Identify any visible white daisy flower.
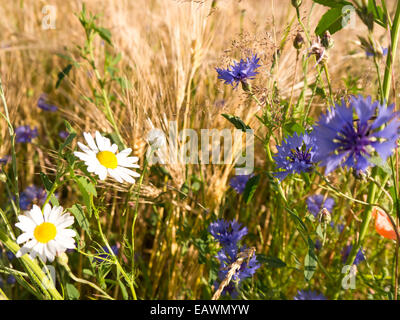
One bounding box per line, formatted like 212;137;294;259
74;131;140;184
15;204;76;263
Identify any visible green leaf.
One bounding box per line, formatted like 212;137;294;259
40;172;53;191
59;133;76;155
367;0;386;27
82;268;93;277
316;224;324;239
256;254;286;268
64;120;76;134
39;173;59;207
66;283;80;300
313;0;351;8
243;175;260;204
56;64;73;89
315;7;346;36
94;26;112;46
221;114;251;132
118;280;129;300
304;245;317;281
68;204;92;239
304;249;318;281
283;121;305;136
368;156;391;175
74;176;97;217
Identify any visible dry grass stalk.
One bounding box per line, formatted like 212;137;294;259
211;246;256;300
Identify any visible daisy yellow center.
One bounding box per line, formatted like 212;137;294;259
96;151;118;169
34;222;57;243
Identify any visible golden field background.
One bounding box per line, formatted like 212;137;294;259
0;0;398;299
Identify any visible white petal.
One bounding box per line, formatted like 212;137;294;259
43;204;52;221
118;166;141;178
47;240;58;256
108;168;123;183
110;144;118;153
17;232;33;244
43;245;55;262
119;148;132;157
56;216;74;229
36;243;47;262
74;151;95;162
15;216;36;232
28;205;44;225
77;142;92;154
48;206;63;224
84;132;99;152
16;240;37;258
116;155;140;167
58;228;76;238
115;168;136;184
97;166;108;180
95;131;106;151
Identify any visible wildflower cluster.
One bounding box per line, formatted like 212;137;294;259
216;54;261;89
273;95;400;179
209;219;260;297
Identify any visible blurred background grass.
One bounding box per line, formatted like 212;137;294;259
0;0;398;299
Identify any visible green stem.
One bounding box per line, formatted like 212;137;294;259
382;0;400;102
93;206;136;299
59;256;114;300
322;62;334;106
87;32;126;150
0;230;63;300
0;77;19;214
131;149;152;290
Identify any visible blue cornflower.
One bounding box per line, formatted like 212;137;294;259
330;222;345;233
215;246;260;297
95;245;119;263
59;131;69;140
342;245;365;265
15;126;38;143
337;223;345;233
216;54;261;88
273;132;318;181
208;219;248;248
366;47;388;58
294;290;327;300
313;95;400;175
315;239;322;251
209;219;259;297
0;156;9;172
0;156;9;165
37;94;58;112
19;186;47;210
6;275;16;285
6;251;15;261
306;194;335;217
229;174;252;194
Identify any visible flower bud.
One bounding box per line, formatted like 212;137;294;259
293;33;304;50
317;208;331;224
291;0;302;8
241;81;251;93
321;31;334;49
57;252;69;265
